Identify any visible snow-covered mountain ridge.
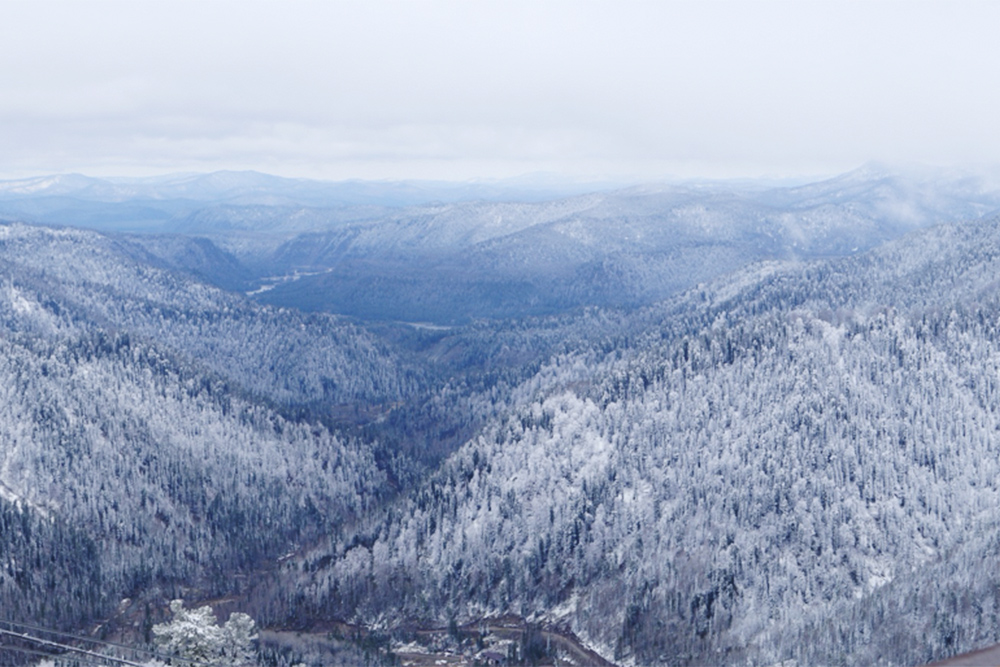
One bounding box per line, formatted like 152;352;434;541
5;170;1000;665
278;215;1000;666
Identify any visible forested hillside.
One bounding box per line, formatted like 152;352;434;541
281;216;1000;666
0;222;404;632
0;222;421;409
5;172;1000;667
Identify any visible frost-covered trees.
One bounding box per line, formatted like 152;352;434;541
152;600;257;666
291;216;1000;666
12;209;1000;667
0;222;423;409
0;223;398;629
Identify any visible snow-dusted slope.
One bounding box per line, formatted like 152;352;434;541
8;170;1000;665
0;222;421;408
287;216;1000;666
0;244;392;629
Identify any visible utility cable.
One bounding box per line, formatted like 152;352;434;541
0;643;111;667
0;627;148;667
0;620;205;667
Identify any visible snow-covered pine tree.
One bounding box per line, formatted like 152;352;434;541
152;600;257;667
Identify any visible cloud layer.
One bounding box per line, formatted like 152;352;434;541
3;1;999;181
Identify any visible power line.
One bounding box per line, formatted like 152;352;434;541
0;645;58;660
0;628;147;667
0;621;148;657
0;643;111;667
0;620;205;667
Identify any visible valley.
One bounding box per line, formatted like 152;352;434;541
3;167;1000;666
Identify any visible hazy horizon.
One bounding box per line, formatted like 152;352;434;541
0;160;987;192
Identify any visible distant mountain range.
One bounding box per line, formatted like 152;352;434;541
0;171;618;229
6;165;1000;324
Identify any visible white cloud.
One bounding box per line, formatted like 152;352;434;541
2;1;1000;181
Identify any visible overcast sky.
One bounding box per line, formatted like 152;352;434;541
2;1;999;183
